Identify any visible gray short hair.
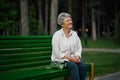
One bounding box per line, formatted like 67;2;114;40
57;12;71;25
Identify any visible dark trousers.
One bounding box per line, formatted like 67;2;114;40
65;61;86;80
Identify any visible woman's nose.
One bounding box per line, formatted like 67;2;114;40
69;21;72;24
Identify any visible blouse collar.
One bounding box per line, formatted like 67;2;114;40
61;28;73;37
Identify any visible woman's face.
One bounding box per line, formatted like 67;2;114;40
62;17;73;29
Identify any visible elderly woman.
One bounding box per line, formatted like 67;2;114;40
51;12;86;80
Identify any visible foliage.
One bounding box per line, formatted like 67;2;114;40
114;12;120;41
29;4;38;35
29;1;45;35
0;0;120;36
0;0;18;35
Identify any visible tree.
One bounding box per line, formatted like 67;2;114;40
91;8;97;41
38;0;44;35
20;0;29;36
88;0;100;41
82;0;85;37
50;0;58;35
44;0;48;35
68;0;72;14
0;0;18;35
114;12;120;41
96;0;103;38
114;0;120;41
97;10;100;38
29;2;38;35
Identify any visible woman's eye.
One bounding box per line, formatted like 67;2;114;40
67;20;69;22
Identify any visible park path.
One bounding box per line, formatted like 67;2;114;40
95;72;120;80
83;48;120;53
83;48;120;80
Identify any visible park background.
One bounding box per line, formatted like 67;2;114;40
0;0;120;79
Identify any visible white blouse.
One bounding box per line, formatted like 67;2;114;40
51;28;82;62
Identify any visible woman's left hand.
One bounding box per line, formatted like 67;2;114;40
75;56;80;62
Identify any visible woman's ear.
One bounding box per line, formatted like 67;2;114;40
61;24;63;27
61;23;64;27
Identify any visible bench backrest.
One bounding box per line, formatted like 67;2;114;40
0;36;52;72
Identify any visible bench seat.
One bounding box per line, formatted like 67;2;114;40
0;64;91;80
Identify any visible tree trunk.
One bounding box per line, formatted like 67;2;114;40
97;13;100;38
82;0;85;37
38;0;44;35
91;8;97;41
68;0;72;14
20;0;29;36
45;0;48;35
97;4;101;38
50;0;58;35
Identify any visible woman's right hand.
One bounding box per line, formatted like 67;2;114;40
63;56;80;63
70;57;80;63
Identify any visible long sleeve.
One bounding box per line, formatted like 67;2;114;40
51;34;66;61
74;34;82;58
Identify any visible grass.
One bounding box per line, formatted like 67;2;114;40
81;37;120;48
82;51;120;77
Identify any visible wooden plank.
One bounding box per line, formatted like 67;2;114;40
0;36;52;40
0;43;52;49
0;56;50;65
0;60;51;71
0;47;52;54
0;51;51;60
0;39;51;44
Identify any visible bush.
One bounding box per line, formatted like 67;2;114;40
114;12;120;42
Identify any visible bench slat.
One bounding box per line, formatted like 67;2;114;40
0;56;50;65
0;47;52;54
0;36;52;40
0;39;51;44
0;43;51;49
0;60;51;71
0;51;51;60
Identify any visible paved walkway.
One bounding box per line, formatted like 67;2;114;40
83;48;120;53
95;72;120;80
83;48;120;80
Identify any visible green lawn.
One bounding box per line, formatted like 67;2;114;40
82;52;120;77
81;37;120;48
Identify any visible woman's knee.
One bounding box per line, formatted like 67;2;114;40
79;61;86;70
66;61;78;70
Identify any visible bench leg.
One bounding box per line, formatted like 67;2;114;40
64;76;71;80
89;63;94;80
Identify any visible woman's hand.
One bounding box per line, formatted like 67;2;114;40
63;55;80;63
70;57;80;63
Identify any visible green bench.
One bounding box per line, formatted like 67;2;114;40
0;36;94;80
